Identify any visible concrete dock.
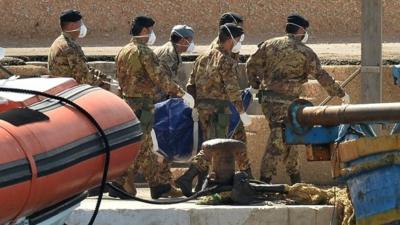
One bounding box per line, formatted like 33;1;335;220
66;196;336;225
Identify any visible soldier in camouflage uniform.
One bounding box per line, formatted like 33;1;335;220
246;14;348;184
128;25;194;197
154;25;195;102
207;12;252;178
48;9;110;89
113;16;194;199
210;12;252;175
209;12;244;50
176;23;252;197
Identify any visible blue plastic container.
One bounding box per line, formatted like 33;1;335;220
343;152;400;224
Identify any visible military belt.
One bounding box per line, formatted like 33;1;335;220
257;90;297;104
197;98;230;110
124;97;154;132
124;96;154;110
197;98;231;138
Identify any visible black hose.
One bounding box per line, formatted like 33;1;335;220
107;183;231;205
0;87;110;225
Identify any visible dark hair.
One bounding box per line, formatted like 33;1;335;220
130;24;144;36
59;9;82;30
287;14;309;29
218;23;244;43
170;33;183;43
60;21;70;30
130;16;155;36
286;24;301;34
218;30;231;43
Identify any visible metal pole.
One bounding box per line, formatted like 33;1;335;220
319;68;361;106
296;103;400;126
361;0;382;104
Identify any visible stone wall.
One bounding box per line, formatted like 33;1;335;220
1;0;400;47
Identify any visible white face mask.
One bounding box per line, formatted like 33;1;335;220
301;31;309;43
223;25;244;54
65;22;87;38
0;47;5;60
240;34;245;42
147;31;156;45
186;41;195;53
173;30;195;53
79;23;87;38
232;41;242;54
287;22;309;43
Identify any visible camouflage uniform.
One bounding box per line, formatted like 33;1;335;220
48;32;110;89
210;37;240;61
209;37;251;171
187;44;250;172
139;41;183;187
153;41;182;102
115;38;184;191
246;34;345;180
209;37;219;51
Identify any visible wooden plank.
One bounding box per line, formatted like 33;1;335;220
337;134;400;163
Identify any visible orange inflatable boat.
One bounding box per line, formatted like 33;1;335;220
0;77;142;224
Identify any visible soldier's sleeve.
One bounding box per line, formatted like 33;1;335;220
219;56;244;112
186;59;199;98
88;67;112;90
66;46;111;89
65;48;93;84
246;44;265;89
157;52;176;80
307;51;345;98
140;47;184;96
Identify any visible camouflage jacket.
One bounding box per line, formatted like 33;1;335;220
210;37;240;61
115;38;184;101
153;41;182;102
187;44;243;112
154;41;182;83
48;32;110;88
246;34;345;98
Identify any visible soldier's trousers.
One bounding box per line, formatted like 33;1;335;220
116;107;172;194
260;101;300;179
191;107;251;172
127;133;172;187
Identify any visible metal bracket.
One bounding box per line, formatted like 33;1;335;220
361;66;381;73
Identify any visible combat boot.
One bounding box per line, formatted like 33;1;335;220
109;182;135;199
88;186;104;197
150;183;171;199
161;185;183;198
194;170;208;192
242;168;254;180
260;176;272;184
176;165;201;197
289;173;301;185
